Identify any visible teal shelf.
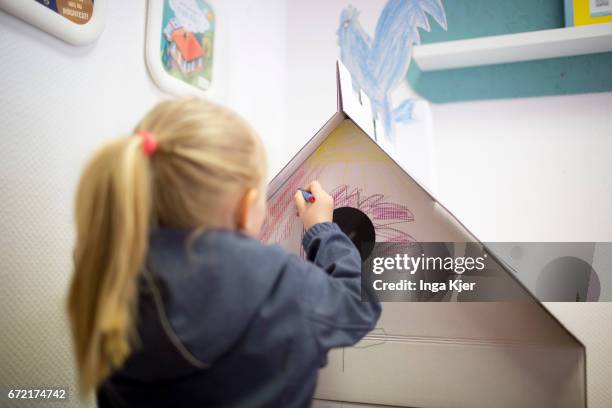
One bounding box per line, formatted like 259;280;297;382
422;0;565;42
407;1;612;103
408;52;612;103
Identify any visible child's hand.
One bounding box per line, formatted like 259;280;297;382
294;181;334;230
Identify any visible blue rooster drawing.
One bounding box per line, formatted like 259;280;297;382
337;0;447;140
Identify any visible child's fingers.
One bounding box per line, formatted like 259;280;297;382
307;180;324;198
294;191;306;215
307;180;332;204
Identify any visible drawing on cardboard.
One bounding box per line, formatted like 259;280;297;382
336;0;447;140
260;123;416;256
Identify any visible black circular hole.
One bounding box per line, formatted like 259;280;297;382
332;207;376;261
536;256;600;301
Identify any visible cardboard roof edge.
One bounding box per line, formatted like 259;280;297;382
267;61;426;198
265;60;586;353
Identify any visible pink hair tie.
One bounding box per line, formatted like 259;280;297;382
136;130;157;156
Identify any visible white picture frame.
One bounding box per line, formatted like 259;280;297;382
145;0;225;98
0;0;107;46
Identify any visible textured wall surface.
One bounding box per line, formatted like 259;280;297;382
0;1;290;406
0;2;162;406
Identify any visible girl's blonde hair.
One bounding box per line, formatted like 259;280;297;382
67;98;266;394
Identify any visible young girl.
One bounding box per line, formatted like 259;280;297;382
67;98;380;407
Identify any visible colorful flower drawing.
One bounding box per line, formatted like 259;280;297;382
331;184;414;243
160;0;215;91
260;166;323;245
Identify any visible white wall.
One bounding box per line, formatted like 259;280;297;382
226;0;288;177
0;2;161;407
433;93;612;242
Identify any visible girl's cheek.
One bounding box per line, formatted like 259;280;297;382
253;200;267;234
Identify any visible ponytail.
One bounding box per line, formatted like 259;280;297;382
68;136;152;394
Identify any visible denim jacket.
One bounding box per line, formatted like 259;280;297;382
97;222;381;407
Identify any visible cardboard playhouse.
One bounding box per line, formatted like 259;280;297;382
259;62;586;408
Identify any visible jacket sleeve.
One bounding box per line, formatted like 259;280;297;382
289;222;381;355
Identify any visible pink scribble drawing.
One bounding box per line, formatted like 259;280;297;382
331;184;415;244
259;166;324;243
260;174;416;255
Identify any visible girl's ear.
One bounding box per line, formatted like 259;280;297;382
236;188;258;232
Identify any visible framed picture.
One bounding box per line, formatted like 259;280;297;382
146;0;224;97
565;0;612;26
590;0;612;17
0;0;107;45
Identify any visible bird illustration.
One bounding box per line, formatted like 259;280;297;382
337;0;447;140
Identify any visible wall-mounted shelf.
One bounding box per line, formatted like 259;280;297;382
413;22;612;72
